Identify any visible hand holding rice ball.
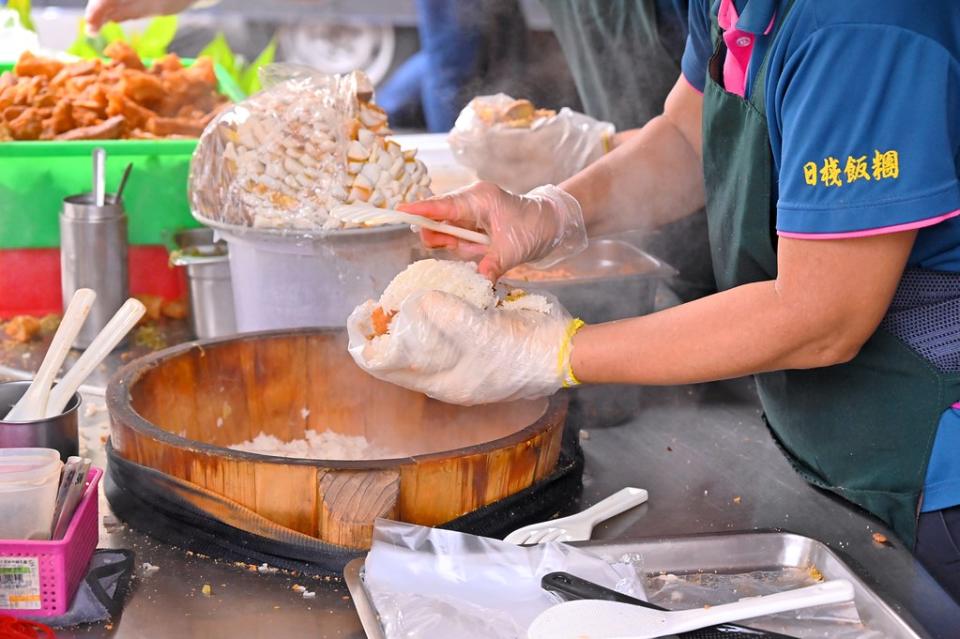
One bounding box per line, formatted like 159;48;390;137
347;259;583;405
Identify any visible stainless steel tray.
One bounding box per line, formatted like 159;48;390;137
344;531;924;639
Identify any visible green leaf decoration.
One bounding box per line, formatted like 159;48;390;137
239;37;276;95
8;0;35;32
198;32;237;78
135;15;178;59
66;19;100;58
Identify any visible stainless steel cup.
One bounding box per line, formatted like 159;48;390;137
172;229;236;339
60;193;129;349
0;381;81;461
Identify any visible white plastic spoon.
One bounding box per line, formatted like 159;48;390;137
45;298;146;417
504;487;648;544
4;288;96;421
329;203;491;245
527;579;856;639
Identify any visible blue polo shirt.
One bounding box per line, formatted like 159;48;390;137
682;0;960;512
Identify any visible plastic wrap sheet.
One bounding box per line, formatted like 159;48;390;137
448;94;615;194
189;65;431;233
364;519;645;639
644;568;885;639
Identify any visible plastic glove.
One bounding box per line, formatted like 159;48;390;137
402;181;587;282
347;290;584;406
448;94;614;194
84;0;201;34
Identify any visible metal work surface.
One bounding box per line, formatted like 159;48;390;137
343;531;925;639
2;331;958;638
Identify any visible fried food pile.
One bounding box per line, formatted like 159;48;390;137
0;43;228;141
472;97;555;129
190;69;432;231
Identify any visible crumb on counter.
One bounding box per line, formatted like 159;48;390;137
3;315;41;342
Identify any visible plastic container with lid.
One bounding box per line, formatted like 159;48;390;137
0;448;62;540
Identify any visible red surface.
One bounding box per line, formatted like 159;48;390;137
0;247;186;318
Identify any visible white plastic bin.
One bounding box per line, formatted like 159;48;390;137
0;448;62;540
209;222;416;332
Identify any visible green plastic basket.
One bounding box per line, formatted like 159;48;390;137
0;59;244;249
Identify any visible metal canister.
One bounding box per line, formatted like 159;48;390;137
172;229;236;339
60;193;128;349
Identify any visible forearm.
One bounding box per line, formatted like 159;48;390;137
560;79;705;236
570;281;861;386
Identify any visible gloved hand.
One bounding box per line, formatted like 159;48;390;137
402;181;587;281
84;0;200;34
347;290;584;405
448;94;615;194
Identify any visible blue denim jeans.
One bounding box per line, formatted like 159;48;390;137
377;0;483;131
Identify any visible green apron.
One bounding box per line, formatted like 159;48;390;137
701;0;960;545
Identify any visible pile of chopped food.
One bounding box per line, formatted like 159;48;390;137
363;259;553;339
189;69;432;231
229;430;397;460
471;96;556;129
0;43;228;141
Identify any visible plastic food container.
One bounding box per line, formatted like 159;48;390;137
0;60;244;252
207;221;416;331
0;449;62;541
0;467;102;617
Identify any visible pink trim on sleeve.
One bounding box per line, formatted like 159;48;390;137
953;401;960;409
778;209;960;240
682;72;704;95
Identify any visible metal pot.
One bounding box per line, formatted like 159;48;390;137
0;381;81;461
172;229;236;339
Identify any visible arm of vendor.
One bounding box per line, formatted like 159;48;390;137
569;1;960;385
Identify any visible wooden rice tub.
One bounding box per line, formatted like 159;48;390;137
107;328;566;549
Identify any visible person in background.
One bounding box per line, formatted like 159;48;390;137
377;1;483;132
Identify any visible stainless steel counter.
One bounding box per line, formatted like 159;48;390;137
3;328;958;638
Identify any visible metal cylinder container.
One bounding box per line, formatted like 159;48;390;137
172;229;236;339
0;381;81;461
60;193;128;349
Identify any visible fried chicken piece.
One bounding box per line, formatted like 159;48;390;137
50;59;102;89
146;115;206;137
106;91;155;130
103;41;145;70
4;316;42;343
151;54;183;75
0;71;15;91
55;115;125;141
161;299;188;320
47;100;74;136
14;52;64;80
7;107;43;140
2;105;25;122
135;294;164;323
121;70;165;106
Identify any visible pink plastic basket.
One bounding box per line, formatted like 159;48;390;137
0;467;101;617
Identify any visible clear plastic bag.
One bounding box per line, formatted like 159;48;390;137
188;66;431;232
363;519;646;639
448;94;615;194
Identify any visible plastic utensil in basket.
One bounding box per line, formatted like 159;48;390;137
0;468;101;617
